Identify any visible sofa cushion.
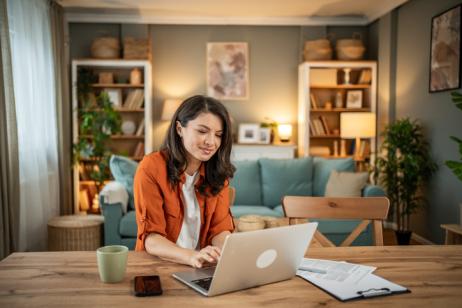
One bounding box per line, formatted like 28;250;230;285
312;157;354;196
230;160;262;206
109;155;139;211
119;211;137;237
260;157;313;208
325;171;369;197
231;205;281;218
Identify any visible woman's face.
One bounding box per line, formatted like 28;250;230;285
176;112;223;163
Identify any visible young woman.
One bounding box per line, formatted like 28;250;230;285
134;95;235;268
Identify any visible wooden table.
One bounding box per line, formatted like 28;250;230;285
441;224;462;244
1;246;461;307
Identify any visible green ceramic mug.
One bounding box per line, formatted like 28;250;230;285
96;245;128;283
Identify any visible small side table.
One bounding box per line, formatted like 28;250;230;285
441;224;462;245
48;215;104;251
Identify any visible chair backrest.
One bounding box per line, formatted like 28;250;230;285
229;187;236;207
282;196;390;247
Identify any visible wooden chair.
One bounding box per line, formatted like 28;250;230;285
282;196;390;247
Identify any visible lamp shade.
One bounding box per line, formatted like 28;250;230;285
278;124;292;142
161;99;182;121
340;112;376;139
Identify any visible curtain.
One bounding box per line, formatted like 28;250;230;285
50;1;72;215
7;0;60;251
0;0;20;259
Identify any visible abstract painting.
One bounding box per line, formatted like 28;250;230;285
430;5;461;92
207;42;249;100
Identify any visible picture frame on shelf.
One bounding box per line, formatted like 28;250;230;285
429;5;461;92
259;128;271;144
104;88;122;107
206;42;249;100
238;123;259;144
346;90;363;108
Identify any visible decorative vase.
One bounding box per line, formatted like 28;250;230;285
121;120;136;135
395;230;412;245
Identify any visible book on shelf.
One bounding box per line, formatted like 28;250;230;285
133;142;145;158
135;119;145;136
123;89;144;109
319;116;330;135
310;93;319;110
311;118;326;136
358;69;372;84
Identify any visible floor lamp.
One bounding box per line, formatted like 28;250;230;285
340;112;376;162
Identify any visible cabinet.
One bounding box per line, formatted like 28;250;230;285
72;59;152;214
231;144;296;161
298;61;377;162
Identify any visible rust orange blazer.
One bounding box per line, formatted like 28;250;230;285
133;151;235;251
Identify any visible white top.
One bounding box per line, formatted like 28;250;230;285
176;171;201;250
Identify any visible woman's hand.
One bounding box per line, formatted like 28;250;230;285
188;245;222;268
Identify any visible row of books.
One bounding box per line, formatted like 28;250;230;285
310;116;332;136
123;89;144;109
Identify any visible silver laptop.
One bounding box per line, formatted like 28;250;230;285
172;222;317;296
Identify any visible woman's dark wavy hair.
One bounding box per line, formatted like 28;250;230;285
161;95;235;196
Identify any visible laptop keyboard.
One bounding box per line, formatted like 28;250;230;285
191;277;213;291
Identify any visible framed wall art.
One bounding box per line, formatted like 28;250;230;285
207;42;249;100
429;5;461;92
346;90;363;109
238;123;259;144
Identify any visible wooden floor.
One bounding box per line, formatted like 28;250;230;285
383;228;422;245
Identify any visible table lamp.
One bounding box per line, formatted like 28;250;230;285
161;99;182;121
278;124;292;142
340;112;376;160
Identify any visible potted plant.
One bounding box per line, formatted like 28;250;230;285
73;68;122;193
375;118;437;245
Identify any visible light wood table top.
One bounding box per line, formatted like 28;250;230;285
1;245;461;307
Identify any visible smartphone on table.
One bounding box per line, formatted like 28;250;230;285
134;275;163;297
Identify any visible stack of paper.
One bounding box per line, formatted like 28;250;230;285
297;258;409;301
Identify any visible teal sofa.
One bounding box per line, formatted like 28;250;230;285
229;157;386;246
100;155;385;249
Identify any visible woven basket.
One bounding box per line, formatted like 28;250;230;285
123;37;150;59
91;37;120;59
336;35;365;60
48;215;103;251
303;39;333;61
237;215;265;232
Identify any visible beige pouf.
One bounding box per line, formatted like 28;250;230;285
237;215;266;232
48;215;104;251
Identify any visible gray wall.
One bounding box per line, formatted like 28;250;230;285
149;25;300;150
69;23;369;150
376;0;462;243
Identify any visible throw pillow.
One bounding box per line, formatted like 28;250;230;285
109;155;139;210
324;170;368;197
312;157;355;196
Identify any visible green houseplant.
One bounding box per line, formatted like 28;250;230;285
375;118;437;244
73;68;122;192
445;91;462;182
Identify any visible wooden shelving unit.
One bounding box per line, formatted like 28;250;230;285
298;61;377;160
72;59;153;214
